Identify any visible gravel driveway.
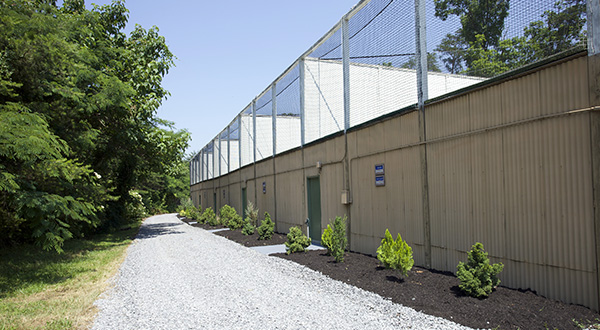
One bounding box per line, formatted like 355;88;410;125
92;214;472;330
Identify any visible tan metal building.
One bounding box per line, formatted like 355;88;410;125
192;51;600;311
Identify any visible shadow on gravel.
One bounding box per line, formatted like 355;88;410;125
136;222;185;240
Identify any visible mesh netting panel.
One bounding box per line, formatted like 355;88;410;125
240;105;254;167
229;119;240;171
275;64;301;153
348;0;418;126
426;0;587;96
305;27;344;143
213;137;221;177
219;130;229;176
256;89;274;161
205;141;214;180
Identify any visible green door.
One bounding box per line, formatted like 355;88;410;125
213;192;217;212
241;188;247;218
307;177;321;244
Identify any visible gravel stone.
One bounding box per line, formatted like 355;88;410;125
92;214;474;330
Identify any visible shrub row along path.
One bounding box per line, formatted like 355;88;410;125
92;214;471;329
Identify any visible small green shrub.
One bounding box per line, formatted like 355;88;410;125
330;216;348;263
376;229;414;277
321;224;333;255
241;217;255;235
201;207;217;226
456;242;504;298
186;206;201;221
228;213;243;229
178;198;194;213
285;226;311;254
257;212;275;240
220;205;243;229
244;202;259;227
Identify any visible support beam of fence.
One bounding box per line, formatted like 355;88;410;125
238;115;242;170
252;100;257;164
415;0;431;269
300;58;306;148
589;0;600;56
342;16;350;132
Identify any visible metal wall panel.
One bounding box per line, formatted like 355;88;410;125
274;170;304;231
502;72;541;124
539;57;590;115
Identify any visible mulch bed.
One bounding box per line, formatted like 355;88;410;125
178;216;287;247
274;250;599;330
213;228;287;247
177;216;599;329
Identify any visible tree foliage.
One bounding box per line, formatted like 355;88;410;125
0;0;189;252
433;0;586;77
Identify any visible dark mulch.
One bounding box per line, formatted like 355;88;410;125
178;216;287;247
273;250;599;330
214;229;287;247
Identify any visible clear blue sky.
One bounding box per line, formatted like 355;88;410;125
85;0;361;155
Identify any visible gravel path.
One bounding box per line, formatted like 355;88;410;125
92;214;473;330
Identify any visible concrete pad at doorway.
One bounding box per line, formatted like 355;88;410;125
251;244;325;256
208;228;230;233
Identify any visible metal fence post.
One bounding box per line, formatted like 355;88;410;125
272;84;278;232
252;100;257;163
227;126;231;174
299;59;306;148
342;16;350;132
272;84;277;156
238;115;242;169
589;0;600;56
218;135;222;177
415;0;431;269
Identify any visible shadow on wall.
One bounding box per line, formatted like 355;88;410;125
136;222;185;240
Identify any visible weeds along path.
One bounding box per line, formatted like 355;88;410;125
92;214;471;330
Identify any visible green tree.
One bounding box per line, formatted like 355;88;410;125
433;0;586;77
0;0;189;251
434;33;466;74
434;0;510;50
522;0;587;60
400;53;442;73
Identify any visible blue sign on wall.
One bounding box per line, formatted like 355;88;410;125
375;164;385;175
263;181;266;194
375;175;385;187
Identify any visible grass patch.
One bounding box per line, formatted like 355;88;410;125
0;222;141;330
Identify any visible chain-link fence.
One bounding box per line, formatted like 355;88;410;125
191;0;589;184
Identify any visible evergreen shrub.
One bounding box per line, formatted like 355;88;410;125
257;212;274;240
241;217;255;235
321;225;333;255
329;216;348;263
244;202;259;227
456;242;504;298
201;207;217;226
285;226;311;254
376;229;414;277
220;205;242;229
